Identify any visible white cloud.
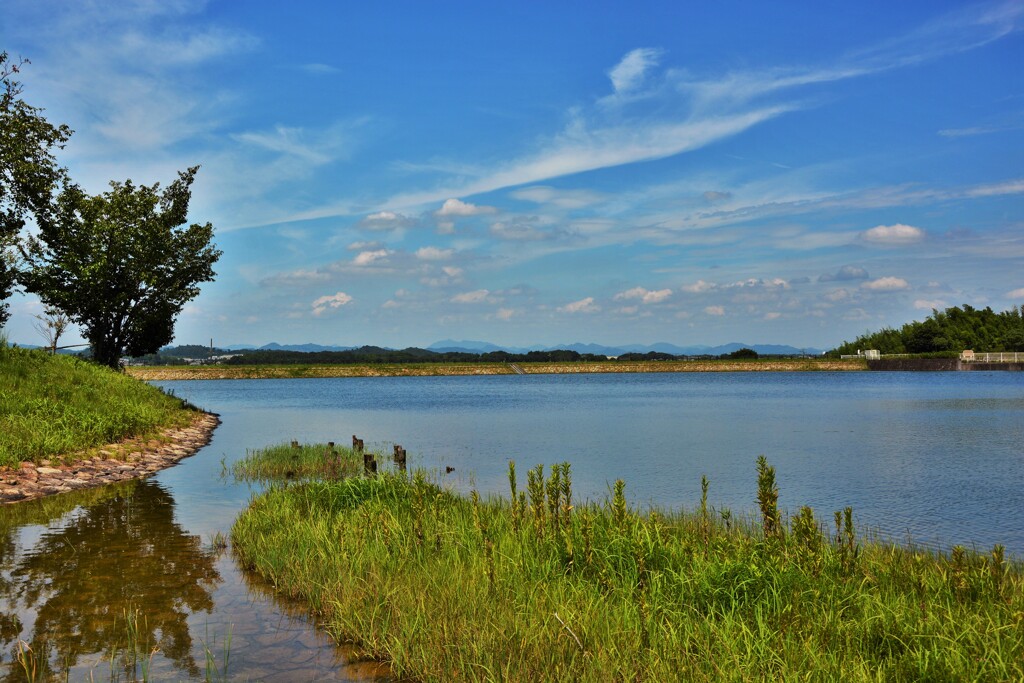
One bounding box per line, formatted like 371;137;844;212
442;266;464;278
764;312;782;320
862;276;910;291
358;211;416;231
348;240;383;251
353;249;391;266
416;246;454;261
608;47;663;94
490;220;555;241
914;299;947;310
558;297;600;314
451;289;491;304
819;265;869;282
843;308;872;321
729;278;789;290
1006;288;1024;299
614;287;673;304
232;125;337;164
862;223;925;245
965;179;1024;197
311;292;353;316
704;305;725;316
681;280;717;294
510;186;603;209
496;308;516;321
435;198;497;217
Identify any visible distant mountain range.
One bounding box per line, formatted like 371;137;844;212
222;342;357;353
216;340;824;356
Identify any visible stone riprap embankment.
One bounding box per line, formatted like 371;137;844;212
0;412;219;504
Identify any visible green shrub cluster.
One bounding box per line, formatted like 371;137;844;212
0;346;195;466
232;452;1023;682
831;304;1024;355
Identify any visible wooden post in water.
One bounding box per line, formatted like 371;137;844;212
393;446;407;473
291;440;299;449
363;451;376;477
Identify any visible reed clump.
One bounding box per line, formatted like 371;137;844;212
231;450;1024;682
231;441;363;483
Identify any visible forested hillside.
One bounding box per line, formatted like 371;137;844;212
830;305;1024;356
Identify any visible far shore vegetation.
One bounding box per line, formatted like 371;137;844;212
232;443;1023;682
129;356;864;380
0;340;198;468
830;304;1024;357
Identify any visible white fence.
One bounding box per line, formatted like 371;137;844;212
962;352;1024;363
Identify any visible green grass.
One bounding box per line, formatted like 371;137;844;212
0;344;197;467
231;441;364;483
232;453;1024;682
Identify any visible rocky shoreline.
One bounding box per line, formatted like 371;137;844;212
0;411;219;504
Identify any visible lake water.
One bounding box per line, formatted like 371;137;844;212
2;370;1022;680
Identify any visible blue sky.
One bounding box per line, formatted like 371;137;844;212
3;1;1023;349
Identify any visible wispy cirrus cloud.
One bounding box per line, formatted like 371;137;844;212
606;47;663;97
233;3;1024;230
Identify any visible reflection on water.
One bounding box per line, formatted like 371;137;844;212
0;477;387;681
0;480;219;680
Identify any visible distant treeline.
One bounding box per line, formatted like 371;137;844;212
225;347;615;365
131;345;765;365
830;304;1024;356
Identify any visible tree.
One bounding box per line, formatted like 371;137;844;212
21;167;221;368
32;306;71;353
0;52;72;326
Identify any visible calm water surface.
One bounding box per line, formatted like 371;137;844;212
1;370;1022;680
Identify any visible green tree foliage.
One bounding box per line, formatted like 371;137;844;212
723;347;758;359
0;53;72;326
21;167;221;368
831;304;1024;356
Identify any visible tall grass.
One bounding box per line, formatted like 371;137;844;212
0;346;197;467
232;453;1023;682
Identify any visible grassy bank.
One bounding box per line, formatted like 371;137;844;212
0;344;198;468
131;357;864;380
231;446;1022;682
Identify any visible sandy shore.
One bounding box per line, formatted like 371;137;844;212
0;412;220;504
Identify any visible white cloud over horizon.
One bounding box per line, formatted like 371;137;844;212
311;291;353;316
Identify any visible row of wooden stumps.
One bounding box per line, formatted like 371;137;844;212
350;435;408;476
